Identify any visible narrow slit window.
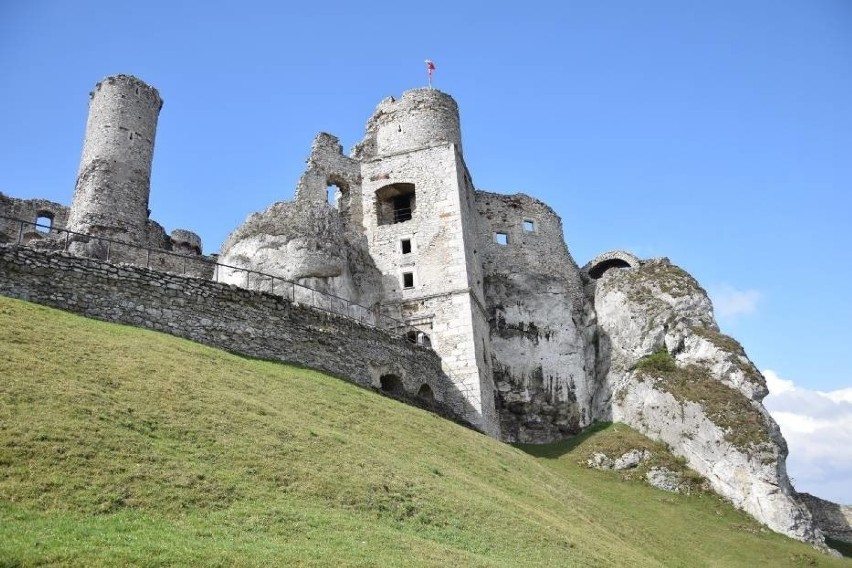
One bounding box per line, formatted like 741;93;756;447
402;272;414;289
523;219;536;232
401;238;412;254
494;232;508;246
327;184;340;208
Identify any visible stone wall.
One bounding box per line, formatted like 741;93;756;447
475;191;595;442
354;89;462;160
0;244;475;423
67;75;162;243
0;193;69;244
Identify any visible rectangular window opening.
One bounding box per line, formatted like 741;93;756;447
494;232;509;246
523;219;536;232
401;238;412;254
402;272;414;289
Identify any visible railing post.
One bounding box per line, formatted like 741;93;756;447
64;230;70;251
16;221;23;244
106;240;111;262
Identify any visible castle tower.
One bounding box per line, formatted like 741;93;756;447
359;89;498;435
66;75;163;244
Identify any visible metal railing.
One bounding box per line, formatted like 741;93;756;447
0;214;428;340
392;206;412;223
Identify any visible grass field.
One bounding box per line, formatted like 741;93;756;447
0;296;847;566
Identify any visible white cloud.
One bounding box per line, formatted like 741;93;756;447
709;284;762;318
763;369;852;505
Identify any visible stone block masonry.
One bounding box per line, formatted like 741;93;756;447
0;245;476;424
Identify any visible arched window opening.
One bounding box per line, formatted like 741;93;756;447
380;374;404;395
376;183;416;225
35;212;53;233
588;258;632;279
417;384;434;402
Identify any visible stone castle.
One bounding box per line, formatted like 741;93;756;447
1;74;849;550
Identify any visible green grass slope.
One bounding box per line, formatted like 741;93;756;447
0;296;846;567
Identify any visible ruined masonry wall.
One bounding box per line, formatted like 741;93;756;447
475;191;594;442
0;245;473;422
67;75;162;243
0;193;69;243
360;143;497;434
475;191;582;284
372;89;463;157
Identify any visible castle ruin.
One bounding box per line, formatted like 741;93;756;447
1;75;845;548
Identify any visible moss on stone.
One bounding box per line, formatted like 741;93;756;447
634;352;771;452
689;326;767;389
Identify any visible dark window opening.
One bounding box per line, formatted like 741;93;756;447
380;374;404;394
417;384;434;401
401;238;412;254
406;330;431;347
494;232;508;246
35;213;53;233
588;258;632;279
523;219;536;232
402;272;414;289
376;183;416;225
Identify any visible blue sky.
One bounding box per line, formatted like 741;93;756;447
1;1;850;501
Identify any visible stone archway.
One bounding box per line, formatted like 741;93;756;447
583;250;641;280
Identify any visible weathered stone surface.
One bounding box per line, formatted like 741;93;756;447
67;75;162;244
476;191;596;443
587;453;614;470
799;493;852;544
593;259;823;545
614;449;650;470
645;467;684;493
587;449;651;471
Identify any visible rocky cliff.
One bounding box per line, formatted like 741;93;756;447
590;259;823;544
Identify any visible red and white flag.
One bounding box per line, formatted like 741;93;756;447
425;60;435;88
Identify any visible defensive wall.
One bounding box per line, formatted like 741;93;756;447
0;244;477;425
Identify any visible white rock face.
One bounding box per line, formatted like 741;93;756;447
488;273;594;442
592;259;823;545
219;201;383;307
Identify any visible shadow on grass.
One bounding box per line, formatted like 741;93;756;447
826;538;852;558
514;421;614;459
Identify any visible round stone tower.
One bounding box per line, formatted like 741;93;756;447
67;75;163;244
373;89;462;157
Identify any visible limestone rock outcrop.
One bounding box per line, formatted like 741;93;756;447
218;201;383;307
591;259;822;544
799;493;852;546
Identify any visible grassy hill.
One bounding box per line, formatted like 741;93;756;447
0;296;847;567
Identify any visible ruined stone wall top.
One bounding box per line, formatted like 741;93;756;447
475;191;581;281
356;89;463;159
